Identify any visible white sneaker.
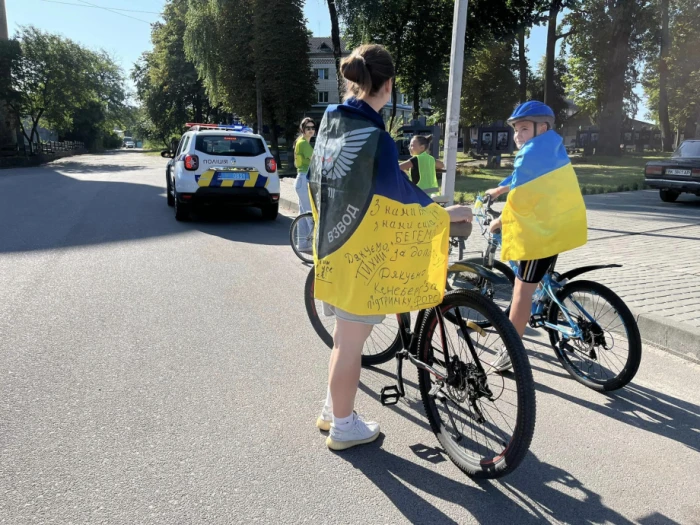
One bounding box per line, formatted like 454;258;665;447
491;346;513;373
326;413;380;451
316;405;332;431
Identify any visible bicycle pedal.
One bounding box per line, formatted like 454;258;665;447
380;385;403;406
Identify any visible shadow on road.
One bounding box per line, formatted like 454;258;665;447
525;343;700;454
0;167;292;254
337;436;644;524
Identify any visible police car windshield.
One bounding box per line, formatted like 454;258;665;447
195;135;266;157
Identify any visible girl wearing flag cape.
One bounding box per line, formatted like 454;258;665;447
308;44;472;451
484;101;588;373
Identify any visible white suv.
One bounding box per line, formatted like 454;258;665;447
166;124;280;221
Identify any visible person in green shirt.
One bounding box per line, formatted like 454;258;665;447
294;117;315;250
399;134;445;193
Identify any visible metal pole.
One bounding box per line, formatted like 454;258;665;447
0;0;7;40
441;0;469;205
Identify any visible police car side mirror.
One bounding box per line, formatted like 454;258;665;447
161;150;174;159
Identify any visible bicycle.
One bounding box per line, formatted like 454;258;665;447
307;266;536;478
449;195;642;392
290;211;314;264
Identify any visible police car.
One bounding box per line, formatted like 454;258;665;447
166;123;280;221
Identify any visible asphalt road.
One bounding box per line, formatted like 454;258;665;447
1;151;699;524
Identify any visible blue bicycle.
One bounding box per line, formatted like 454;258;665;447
447;195;642;393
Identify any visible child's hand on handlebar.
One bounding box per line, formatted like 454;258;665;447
445;205;473;223
484;186;509;200
489;216;502;233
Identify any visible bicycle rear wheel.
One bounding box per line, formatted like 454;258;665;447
547;280;642;392
303;266;405;366
290;212;314;264
417;290;536;479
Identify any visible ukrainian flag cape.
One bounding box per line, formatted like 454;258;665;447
309;98;450;315
498;130;587;261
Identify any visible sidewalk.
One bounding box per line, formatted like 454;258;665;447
280;181;700;361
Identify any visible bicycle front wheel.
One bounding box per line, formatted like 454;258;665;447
290;212;314;264
417;290;536;479
547;280;642;392
303;266;405;366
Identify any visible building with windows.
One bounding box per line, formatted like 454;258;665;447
307;37;428;125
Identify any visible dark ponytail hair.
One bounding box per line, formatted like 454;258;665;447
412;135;432;151
340;44;395;100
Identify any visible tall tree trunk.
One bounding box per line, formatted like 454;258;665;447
544;1;560;107
389;81;397;131
194;91;203;123
595;5;634;156
270;117;280;165
256;75;263;135
413;83;420;121
518;26;528;103
326;0;343;101
682;105;697;140
659;0;673;151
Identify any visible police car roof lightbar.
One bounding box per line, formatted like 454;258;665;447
185;123;255;133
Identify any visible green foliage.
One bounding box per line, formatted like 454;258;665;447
185;0;315;136
643;0;700;133
564;1;654;123
0;26;127;152
460;43;520;126
133;0;218;147
528;55;570;125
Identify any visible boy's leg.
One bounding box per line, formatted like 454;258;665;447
492;256;557;372
510;278;539;337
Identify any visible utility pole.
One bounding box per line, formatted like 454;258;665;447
0;0;15;151
441;0;469;205
256;75;264;136
0;0;7;40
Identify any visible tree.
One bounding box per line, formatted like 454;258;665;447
133;0;217;147
565;1;654;155
459;43;520;127
185;0;315;161
528;55;570;124
644;0;700;145
0;26;127;152
658;0;672;150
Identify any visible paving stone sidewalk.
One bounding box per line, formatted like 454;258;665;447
280;179;700;360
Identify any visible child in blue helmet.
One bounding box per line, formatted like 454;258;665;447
484;101;588;372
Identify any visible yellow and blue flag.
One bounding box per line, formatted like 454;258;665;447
499;130;587;261
308;98;450;316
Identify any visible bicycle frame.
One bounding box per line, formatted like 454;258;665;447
380;303;490;407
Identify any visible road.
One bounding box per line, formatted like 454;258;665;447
1;151;699;524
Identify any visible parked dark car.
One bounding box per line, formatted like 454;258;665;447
645;140;700;202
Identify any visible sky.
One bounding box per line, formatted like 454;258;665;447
6;0;645;119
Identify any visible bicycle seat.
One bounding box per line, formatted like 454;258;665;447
449;221;472;239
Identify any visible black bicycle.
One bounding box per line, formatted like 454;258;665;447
306;267;536;478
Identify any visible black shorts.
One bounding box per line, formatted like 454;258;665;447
517;255;558;283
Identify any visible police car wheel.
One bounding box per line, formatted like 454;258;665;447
166;173;174;207
261;202;278;221
174;191;191;222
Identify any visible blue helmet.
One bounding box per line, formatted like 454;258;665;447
507;101;555;128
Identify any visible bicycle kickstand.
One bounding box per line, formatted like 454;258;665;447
380;350;408;406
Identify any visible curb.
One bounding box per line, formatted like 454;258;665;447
636;312;700;364
278;186;700;363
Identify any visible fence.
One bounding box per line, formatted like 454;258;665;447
20;140;86;156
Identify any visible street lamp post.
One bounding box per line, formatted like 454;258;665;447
440;0;469;205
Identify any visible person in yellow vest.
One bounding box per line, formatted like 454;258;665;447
293;117;315;250
484;101;588;373
399;135;444;192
